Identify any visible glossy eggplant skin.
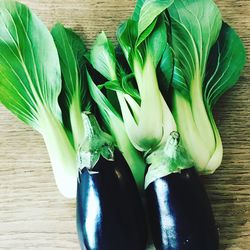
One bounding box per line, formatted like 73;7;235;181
146;167;219;250
76;151;147;250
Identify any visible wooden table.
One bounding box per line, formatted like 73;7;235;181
0;0;249;249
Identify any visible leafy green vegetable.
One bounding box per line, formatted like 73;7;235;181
0;0;76;198
170;0;246;173
204;23;246;108
87;71;146;190
52;25;118;183
115;0;176;152
51;23;89;149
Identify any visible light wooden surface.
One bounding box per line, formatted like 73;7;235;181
0;0;249;249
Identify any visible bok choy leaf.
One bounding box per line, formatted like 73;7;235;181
51;23;89;149
169;0;246;173
0;0;76;198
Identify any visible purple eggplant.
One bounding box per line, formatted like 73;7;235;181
76;150;147;250
146;167;219;250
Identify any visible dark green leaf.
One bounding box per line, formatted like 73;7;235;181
117;19;138;68
136;18;157;47
157;44;174;97
99;80;123;92
121;74;141;102
132;0;145;21
204;22;246;108
145;16;167;67
51;23;88;110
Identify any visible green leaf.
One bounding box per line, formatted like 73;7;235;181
172;59;189;97
0;0;62;130
136;18;157;47
51;23;88;148
157;44;174;97
169;0;222;84
117;19;138;67
145;16;167;67
204;22;246;108
117;16;167;70
99;80;124;93
121;73;141;102
137;0;173;38
132;0;145;21
90;31;117;81
51;24;87;109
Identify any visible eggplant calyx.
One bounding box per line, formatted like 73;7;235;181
77;112;115;176
144;131;193;189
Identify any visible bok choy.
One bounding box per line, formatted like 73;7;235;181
169;0;246;174
88;0;178;187
51;24;147;250
87;32;148;190
0;0;77;198
51;23;89;150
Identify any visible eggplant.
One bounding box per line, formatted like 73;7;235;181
77;150;147;250
146;167;219;250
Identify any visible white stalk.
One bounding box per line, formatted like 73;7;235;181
205;114;223;173
120;56;164;151
190;70;216;154
173;90;212;171
39;107;77;198
159;94;177;147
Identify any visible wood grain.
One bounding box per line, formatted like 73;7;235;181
0;0;249;249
